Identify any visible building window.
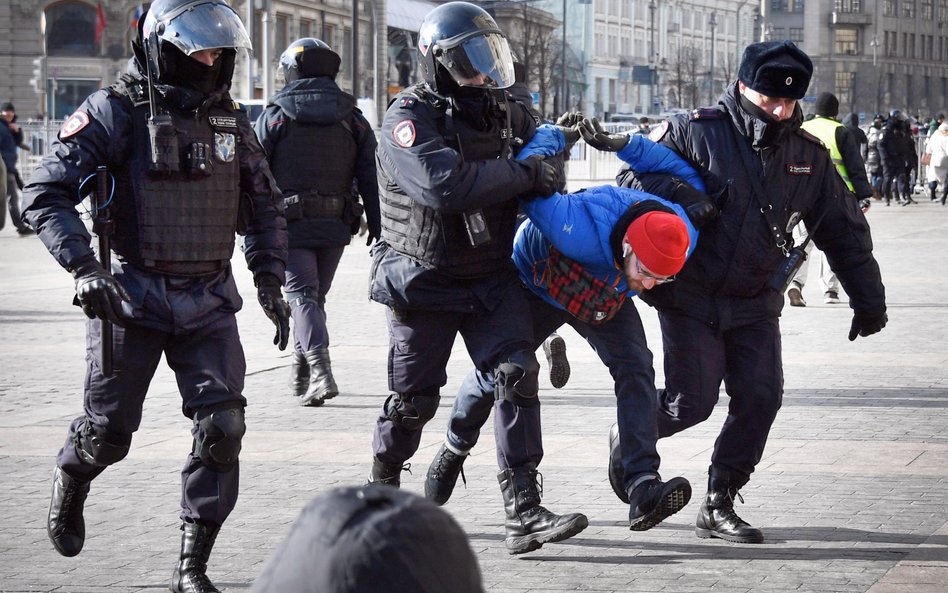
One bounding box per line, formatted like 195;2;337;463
275;14;289;53
771;0;788;11
834;0;862;10
921;0;934;18
791;0;806;12
772;27;786;40
300;19;313;39
885;30;897;57
324;24;335;48
46;1;98;57
883;0;897;16
939;0;948;19
836;70;854;106
789;28;804;43
903;0;916;17
835;28;859;55
342;28;352;78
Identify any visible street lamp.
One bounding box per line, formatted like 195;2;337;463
649;0;657;115
708;12;717;105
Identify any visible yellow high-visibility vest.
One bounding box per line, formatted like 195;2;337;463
801;116;854;191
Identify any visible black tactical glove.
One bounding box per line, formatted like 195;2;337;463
256;273;291;351
554;111;583;147
524;154;564;199
578;117;629;152
848;308;887;341
673;181;719;229
72;258;131;326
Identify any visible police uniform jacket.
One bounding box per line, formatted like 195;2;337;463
877;120;909;173
22;63;287;332
254;76;380;249
619;82;885;330
369;83;540;312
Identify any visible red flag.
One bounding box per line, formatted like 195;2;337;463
95;1;106;45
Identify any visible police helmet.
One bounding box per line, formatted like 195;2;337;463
417;2;515;94
889;109;904;121
137;0;251;89
279;38;341;83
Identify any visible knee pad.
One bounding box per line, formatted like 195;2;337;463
384;388;440;431
494;350;540;407
285;287;319;309
75;420;131;467
193;405;246;472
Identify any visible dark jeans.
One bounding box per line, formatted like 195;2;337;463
57;314;247;525
447;292;662;486
372;282;537;469
656;311;783;479
285;246;345;352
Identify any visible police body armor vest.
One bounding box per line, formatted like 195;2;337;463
801;116;854;191
380;88;519;279
111;80;241;275
269;116;357;220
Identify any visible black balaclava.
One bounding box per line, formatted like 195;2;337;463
164;44;223;95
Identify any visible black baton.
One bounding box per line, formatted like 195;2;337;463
93;166;114;377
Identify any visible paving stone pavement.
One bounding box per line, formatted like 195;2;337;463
1;193;947;592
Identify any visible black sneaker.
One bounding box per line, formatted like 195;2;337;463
424;444;468;505
366;457;410;487
823;291;840;304
628;477;692;531
542;334;570;389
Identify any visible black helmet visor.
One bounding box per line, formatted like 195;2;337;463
150;1;251;55
438;32;515;89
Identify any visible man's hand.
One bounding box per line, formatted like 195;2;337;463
256;274;291;350
578;117;629;152
554;112;583;146
525;154;564;198
848;309;887;341
673;181;719;229
72;260;131;326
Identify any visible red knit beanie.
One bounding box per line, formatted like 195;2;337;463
625;211;689;277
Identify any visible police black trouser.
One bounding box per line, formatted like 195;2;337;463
447;292;661;480
285;246;345;353
372;284;537;467
656;311;783;480
56;315;247;526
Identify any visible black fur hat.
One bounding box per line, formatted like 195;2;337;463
738;40;812;100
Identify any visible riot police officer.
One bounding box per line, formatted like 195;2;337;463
366;1;587;554
255;38;381;407
22;2;289;591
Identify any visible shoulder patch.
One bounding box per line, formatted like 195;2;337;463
398;96;418;110
648;120;669;142
690;108;725;121
59;110;91;140
393;120;416;148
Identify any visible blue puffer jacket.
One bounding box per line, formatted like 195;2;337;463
513;125;699;312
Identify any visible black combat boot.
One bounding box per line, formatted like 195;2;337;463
695;465;764;543
289;350;309;397
542;334;570;389
497;466;588;554
170;521;221;593
299;347;339;407
366;456;409;487
47;466;91;557
424;443;468;505
627;476;691;531
607;422;630;503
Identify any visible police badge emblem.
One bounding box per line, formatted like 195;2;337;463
215;132;236;162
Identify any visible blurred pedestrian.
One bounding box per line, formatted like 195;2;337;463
0;102;33;234
251;485;484;593
255;37;381;407
923;122;948;205
22;1;289;591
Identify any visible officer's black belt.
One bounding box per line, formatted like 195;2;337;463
284;192;348;218
148;260;225;277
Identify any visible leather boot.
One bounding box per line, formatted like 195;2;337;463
424;443;468;505
170;521;221;593
497;466;588;554
299;347;338;407
47;466;91;557
628;477;691;531
695;466;764;543
607;422;630;503
289;350;309;397
366;456;408;487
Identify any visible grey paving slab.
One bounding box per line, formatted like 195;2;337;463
1;193;947;592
